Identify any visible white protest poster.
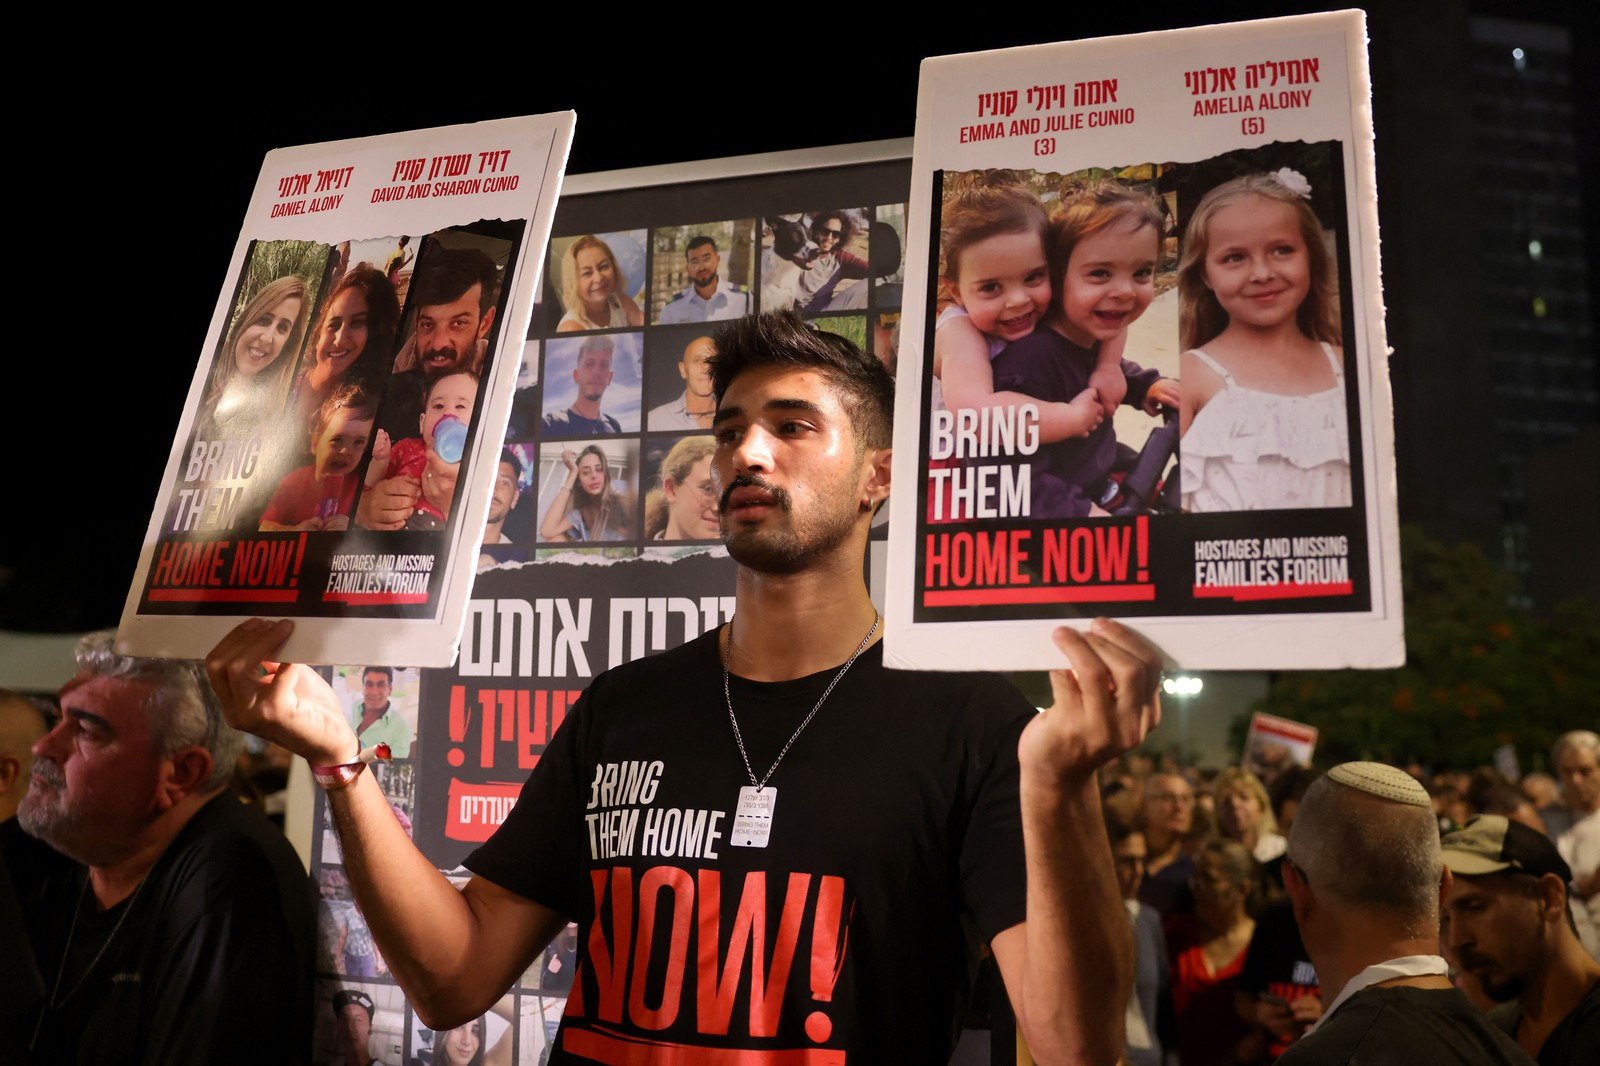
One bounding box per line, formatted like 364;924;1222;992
1243;712;1319;780
119;113;575;667
884;11;1403;670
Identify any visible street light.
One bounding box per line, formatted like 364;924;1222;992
1162;675;1204;765
1162;675;1203;696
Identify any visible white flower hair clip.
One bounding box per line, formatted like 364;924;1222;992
1273;168;1313;199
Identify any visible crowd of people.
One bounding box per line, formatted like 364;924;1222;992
1099;731;1599;1066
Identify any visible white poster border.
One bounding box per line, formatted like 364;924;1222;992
118;112;575;667
884;11;1403;671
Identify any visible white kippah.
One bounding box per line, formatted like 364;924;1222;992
1327;761;1430;807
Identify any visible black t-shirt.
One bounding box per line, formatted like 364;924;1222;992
1277;985;1534;1066
25;793;316;1066
1486;976;1600;1066
467;631;1033;1062
1241;899;1321;1059
541;408;623;436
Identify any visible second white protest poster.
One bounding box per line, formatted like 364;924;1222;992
885;11;1404;671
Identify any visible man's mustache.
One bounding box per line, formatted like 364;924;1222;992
720;474;791;515
31;757;65;789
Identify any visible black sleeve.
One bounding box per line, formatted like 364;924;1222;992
1120;358;1162;409
464;686;593;923
958;678;1034;943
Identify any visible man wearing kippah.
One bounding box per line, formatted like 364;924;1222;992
1441;815;1600;1066
1277;762;1533;1065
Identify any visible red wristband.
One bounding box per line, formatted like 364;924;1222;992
311;761;367;790
311;742;393;791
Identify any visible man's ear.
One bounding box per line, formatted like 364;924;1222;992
860;446;892;512
1282;857;1312;923
1537;872;1568;925
0;753;20;795
158;747;215;809
477;306;496;339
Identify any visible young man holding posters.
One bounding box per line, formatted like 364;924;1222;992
206;311;1162;1063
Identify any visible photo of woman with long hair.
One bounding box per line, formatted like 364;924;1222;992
198;273;309;438
538;443;633;542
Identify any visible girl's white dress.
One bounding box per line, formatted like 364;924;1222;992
1180;343;1351;512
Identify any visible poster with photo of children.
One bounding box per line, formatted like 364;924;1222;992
119;113;575;667
885;11;1403;670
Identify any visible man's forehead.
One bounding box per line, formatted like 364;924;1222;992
720;365;846;412
1557;749;1597;770
59;669;151;707
1445;876;1501;903
58;671;158;737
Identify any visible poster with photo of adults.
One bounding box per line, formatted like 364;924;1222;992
119;112;576;667
883;12;1404;671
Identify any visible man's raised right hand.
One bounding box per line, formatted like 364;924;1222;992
205;618;359;767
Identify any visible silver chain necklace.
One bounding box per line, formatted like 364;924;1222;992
32;872;148;1050
721;612;879;791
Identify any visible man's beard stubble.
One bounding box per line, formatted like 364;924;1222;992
17;758;88;859
717;474;859;575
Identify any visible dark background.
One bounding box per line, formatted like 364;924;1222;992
6;1;1594;633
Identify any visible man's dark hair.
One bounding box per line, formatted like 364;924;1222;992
499;447;524;480
709;311;894;449
686;235;717;256
811;211;853;243
362;666;394;684
1269;764;1319;813
1477;784;1532;819
411;245;498;316
1103;804;1140;846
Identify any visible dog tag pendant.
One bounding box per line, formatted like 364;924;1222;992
731;785;776;848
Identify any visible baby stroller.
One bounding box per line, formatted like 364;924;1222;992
1093;405;1182;515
